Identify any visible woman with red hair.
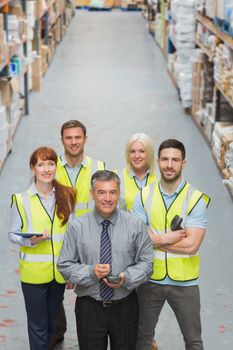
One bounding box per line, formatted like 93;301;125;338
9;147;76;350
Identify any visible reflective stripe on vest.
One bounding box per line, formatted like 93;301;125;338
142;181;210;282
20;253;59;263
56;156;105;217
117;168;156;211
13;191;67;284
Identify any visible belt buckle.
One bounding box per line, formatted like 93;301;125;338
102;300;113;308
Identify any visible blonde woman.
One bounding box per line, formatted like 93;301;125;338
117;133;156;211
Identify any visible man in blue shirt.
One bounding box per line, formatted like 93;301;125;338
133;139;210;350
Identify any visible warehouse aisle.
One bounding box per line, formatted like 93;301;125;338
0;10;232;350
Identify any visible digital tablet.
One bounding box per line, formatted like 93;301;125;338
13;232;43;238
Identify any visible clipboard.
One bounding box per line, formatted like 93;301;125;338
11;232;43;238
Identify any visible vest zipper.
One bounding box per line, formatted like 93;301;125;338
36;194;55;280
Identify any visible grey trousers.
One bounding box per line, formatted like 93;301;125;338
136;282;204;350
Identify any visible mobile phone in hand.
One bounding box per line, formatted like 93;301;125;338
106;275;122;284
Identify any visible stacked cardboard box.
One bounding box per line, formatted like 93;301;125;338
212;122;233;167
120;0;143;9
212;121;233;195
192;51;215;128
40;45;49;75
76;0;91;7
32;56;42;91
192;50;204;118
0;76;20;168
214;44;233;101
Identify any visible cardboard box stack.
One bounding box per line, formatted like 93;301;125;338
0;76;20;168
214;44;233;101
202;55;215;141
32;55;42;91
120;0;143;10
212;121;233;195
192;50;204;118
212;122;233;168
192;50;215;141
76;0;91;7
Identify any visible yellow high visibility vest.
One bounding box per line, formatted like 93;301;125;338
56;156;105;216
12;190;68;284
141;181;210;282
117;168;156;210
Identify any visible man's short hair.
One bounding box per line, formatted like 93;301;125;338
91;170;121;191
158;139;186;160
61;120;87;137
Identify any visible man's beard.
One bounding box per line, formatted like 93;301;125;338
161;169;182;184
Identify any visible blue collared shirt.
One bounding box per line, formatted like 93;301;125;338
132;179;207;286
58;208;153;300
9;183;56;247
128;169;150;189
60;154;88;186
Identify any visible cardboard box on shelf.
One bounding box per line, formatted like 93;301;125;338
0;13;4;32
0;77;19;107
40;45;49;74
104;0;113;8
9;4;23;17
217;133;233;171
54;18;61;43
31;55;42;76
65;8;72;26
214;122;233;138
76;0;90;6
62;25;67;37
212;121;233;163
31;56;42;91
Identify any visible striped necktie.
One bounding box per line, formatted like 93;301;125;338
100;220;114;300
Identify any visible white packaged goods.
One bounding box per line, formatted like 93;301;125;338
223;176;233;194
205;0;217;18
170;0;196;108
196;0;205;12
8;15;19;31
224;0;233;24
217;0;225;19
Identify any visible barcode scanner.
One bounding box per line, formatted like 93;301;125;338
171;215;183;231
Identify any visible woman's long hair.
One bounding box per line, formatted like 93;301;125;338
30;147;76;225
